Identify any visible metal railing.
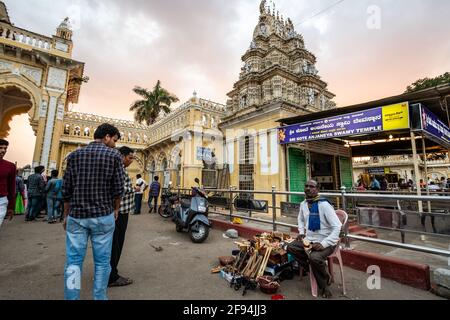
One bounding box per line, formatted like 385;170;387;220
174;187;450;258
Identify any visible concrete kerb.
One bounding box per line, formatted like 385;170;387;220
210;217;432;291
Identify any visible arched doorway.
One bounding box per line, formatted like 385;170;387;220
148;158;156;183
161;158;170;188
174;152;182;187
170;146;183;188
0;86;34;137
0;85;37;168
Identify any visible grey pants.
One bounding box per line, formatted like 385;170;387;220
287;240;335;290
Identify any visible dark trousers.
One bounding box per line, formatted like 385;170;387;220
287;240;335;290
148;196;158;213
134;194;143;214
26;196;44;220
109;213;129;284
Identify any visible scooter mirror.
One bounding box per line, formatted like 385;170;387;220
194;178;200;184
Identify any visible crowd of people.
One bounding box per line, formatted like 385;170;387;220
0;124;165;300
2;130;449;300
355;175;450;192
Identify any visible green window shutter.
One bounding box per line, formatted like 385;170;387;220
288;148;306;203
339;156;353;189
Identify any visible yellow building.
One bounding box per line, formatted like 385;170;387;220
219;0;336;204
0;3;84;171
0;0;341;205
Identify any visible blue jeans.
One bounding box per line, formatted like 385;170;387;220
47;197;56;221
64;214;115;300
54;199;63;219
26;196;44;220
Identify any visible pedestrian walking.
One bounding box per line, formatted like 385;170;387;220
45;170;63;224
148;176;161;214
25;166;45;221
15;170;26;215
133;174;147;214
0;139;16;228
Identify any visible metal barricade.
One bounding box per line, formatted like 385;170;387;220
176;187;450;258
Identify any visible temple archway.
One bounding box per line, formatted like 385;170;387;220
0;82;38;138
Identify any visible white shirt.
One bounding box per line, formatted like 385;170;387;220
135;178;147;194
298;200;342;248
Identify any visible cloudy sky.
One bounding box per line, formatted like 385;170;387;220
3;0;450;167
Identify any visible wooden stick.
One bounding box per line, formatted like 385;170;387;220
251;256;263;279
258;246;272;278
242;252;256;276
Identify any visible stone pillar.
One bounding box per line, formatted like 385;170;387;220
48;99;65;171
32;97;49;167
39;95;58;171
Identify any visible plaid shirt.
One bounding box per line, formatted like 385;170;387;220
27;173;45;197
119;168;135;215
63;141;125;219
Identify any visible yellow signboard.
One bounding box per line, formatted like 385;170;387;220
382;102;410;131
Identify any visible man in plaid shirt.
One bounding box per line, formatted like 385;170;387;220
62;123;124;300
109;146;135;287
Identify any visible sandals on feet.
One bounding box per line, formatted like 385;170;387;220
108;276;133;287
321;287;333;298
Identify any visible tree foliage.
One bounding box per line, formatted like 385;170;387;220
405;72;450;93
130;81;179;126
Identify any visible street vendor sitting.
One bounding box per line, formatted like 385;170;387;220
287;180;342;298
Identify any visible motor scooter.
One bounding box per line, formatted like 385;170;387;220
158;182;179;219
173;178;211;243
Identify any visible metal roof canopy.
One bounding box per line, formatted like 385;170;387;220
278;85;450;158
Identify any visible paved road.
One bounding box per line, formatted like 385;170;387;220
0;206;443;300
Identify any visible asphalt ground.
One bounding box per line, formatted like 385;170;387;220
0;205;443;300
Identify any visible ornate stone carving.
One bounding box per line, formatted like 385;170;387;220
55;41;69;52
39;100;48;118
225;1;335;118
47;67;67;90
20;65;43;85
40;96;57;167
0;59;13;71
49;161;57;170
56;103;64;120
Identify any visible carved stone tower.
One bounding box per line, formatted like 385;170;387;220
54;17;74;56
219;0;336;199
223;0;336;121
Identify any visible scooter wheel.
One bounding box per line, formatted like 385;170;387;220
158;206;172;218
176;224;183;233
190;222;209;243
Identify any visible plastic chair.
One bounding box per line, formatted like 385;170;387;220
326;209;348;296
306;210;348;297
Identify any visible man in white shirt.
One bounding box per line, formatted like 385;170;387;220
134;174;147;214
287;180;342;298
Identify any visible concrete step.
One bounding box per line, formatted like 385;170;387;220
348;225;365;233
352;229;378;238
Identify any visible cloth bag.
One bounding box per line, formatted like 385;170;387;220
15;193;25;215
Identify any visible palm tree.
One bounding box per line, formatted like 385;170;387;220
130;80;179;125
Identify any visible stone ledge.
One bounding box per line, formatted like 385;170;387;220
433;268;450;290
